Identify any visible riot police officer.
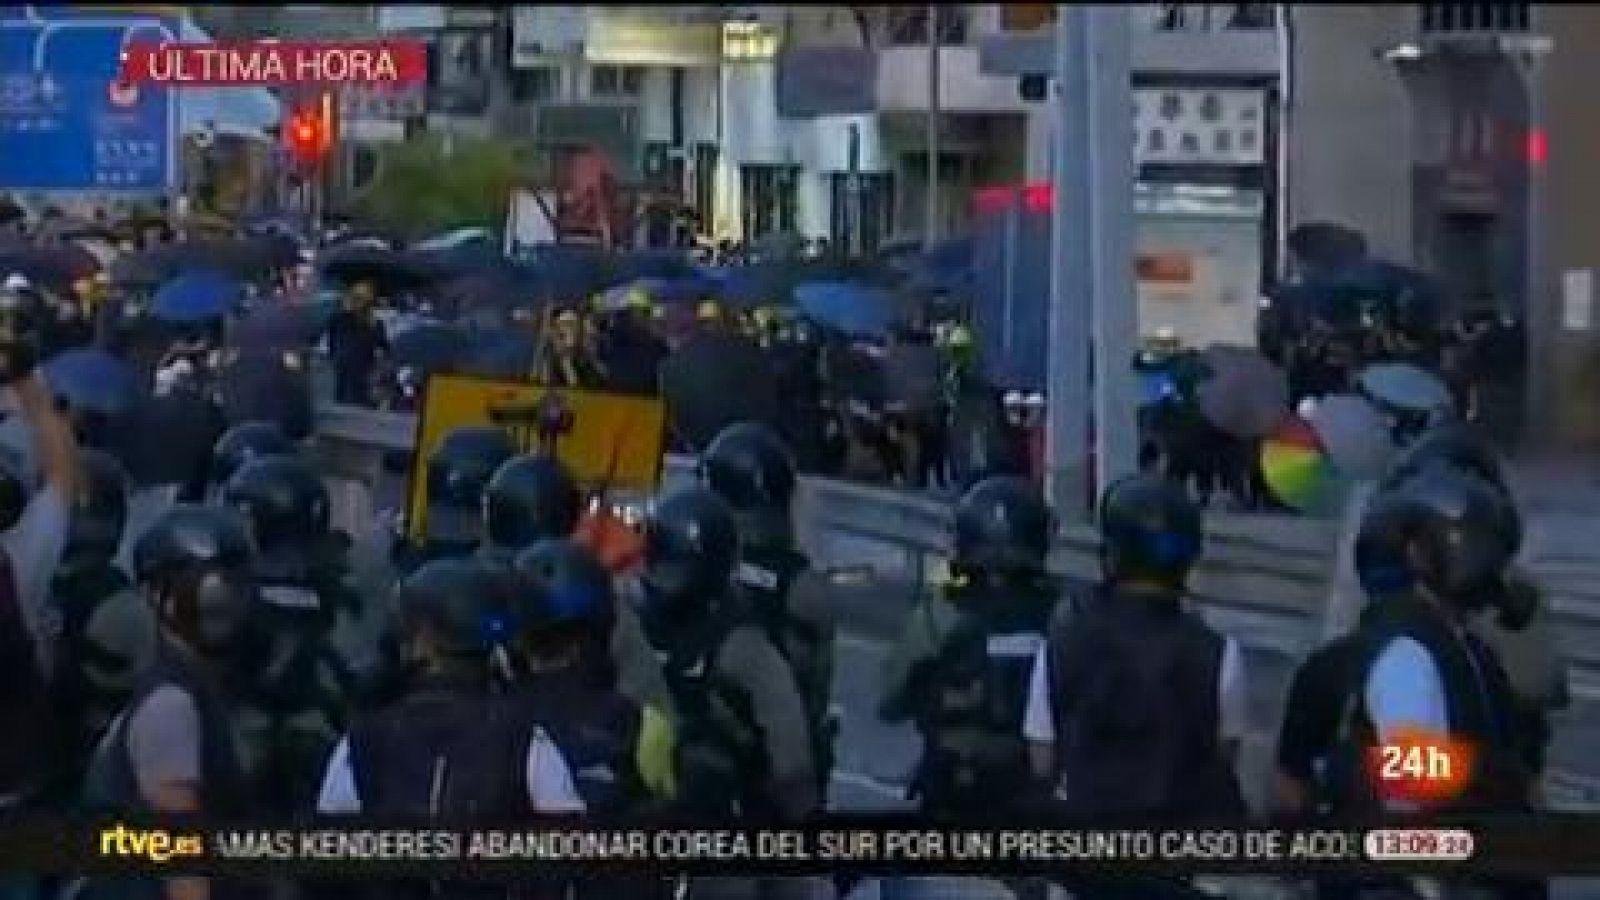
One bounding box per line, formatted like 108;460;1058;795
316;557;583;818
701;422;835;794
880;475;1058;817
1024;474;1246;820
221;455;360;813
1334;466;1543;899
397;426;517;570
508;539;662;815
479;454;582;568
81;505;258;900
210;420;296;493
636;486;817;821
482;452;669;715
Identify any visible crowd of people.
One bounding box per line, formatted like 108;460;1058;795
0;206;1566;900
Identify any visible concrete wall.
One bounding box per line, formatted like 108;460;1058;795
1284;5;1415;261
1535;6;1600;448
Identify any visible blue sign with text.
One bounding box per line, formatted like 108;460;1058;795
0;15;176;192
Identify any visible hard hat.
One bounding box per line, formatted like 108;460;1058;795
2;273;29;292
696;300;721;321
626;287;651;310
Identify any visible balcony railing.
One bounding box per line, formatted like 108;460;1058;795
1419;3;1531;33
1137;4;1278;32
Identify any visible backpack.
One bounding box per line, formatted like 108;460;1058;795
1051;589;1243;819
914;604;1044;809
347;687;527;820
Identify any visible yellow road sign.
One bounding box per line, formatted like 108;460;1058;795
405;374;667;542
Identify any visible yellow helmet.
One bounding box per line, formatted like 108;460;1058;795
625;286;652;311
696;300;721;322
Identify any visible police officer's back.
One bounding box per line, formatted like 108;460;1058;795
1024;475;1246;820
1318;467;1543;900
1334;467;1535;812
637;487;817;819
221;455;359;813
315;558;583;819
880;476;1058;816
702;422;836;789
507;540;658;817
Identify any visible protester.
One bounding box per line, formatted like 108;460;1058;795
325;282;388;407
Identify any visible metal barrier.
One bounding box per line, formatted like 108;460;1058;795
311;400;1600;810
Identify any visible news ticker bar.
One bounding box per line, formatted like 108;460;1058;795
0;816;1593;877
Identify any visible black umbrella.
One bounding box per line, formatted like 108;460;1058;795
0;240;99;292
216;347;314;440
1287;222;1368;275
434;267;538;321
228;303;320;351
109;250;171;289
660;331;780;452
151;239;277;281
456;329;537;380
389;322;468;373
318;243;436;295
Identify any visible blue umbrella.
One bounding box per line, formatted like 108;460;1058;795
44;348;141;417
615;249;693;282
152;271;243;323
714;264;795;309
793;281;898;339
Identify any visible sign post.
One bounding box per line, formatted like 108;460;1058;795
0;12;178;198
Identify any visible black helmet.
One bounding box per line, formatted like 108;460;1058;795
484;455;582;549
132;505;257;655
1382;422;1509;496
426;427;517;543
1097;474;1203;587
393;557;514;664
702;422;797;549
641;486;740;606
702;422;797;510
211;421;296;487
62;449;129;575
954;476;1054;575
1354;466;1513;608
511;538;615;641
221;455;330;557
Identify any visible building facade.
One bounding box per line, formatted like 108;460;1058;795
372;4;1283;258
1287;3;1600;449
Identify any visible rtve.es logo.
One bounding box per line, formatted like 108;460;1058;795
98;823;206;865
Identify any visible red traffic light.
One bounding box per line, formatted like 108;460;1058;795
284;105;333;166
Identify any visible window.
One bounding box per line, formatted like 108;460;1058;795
510;66;558;104
828;173;895;255
692;143;717;236
740;164;799;241
591;64;647;99
1420;3;1530;32
887;6;969;45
